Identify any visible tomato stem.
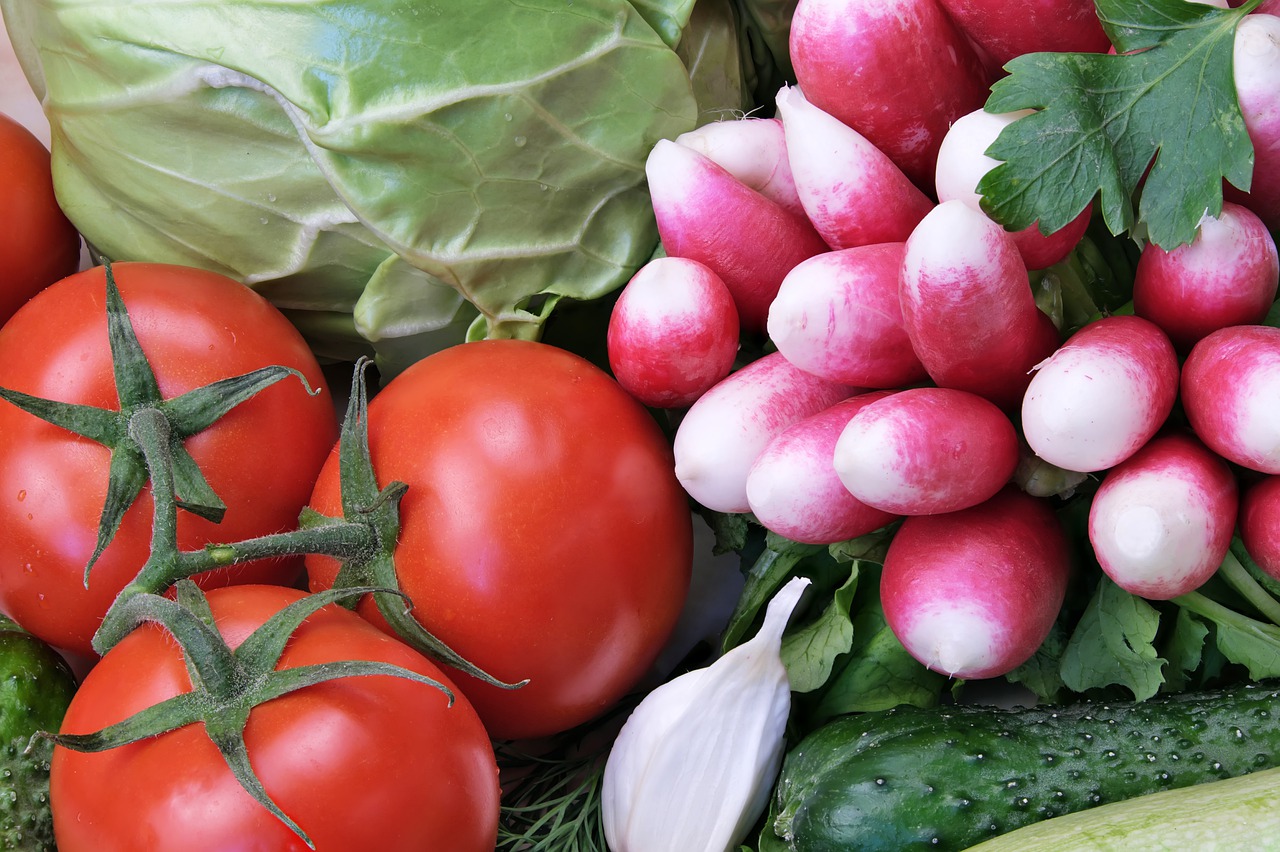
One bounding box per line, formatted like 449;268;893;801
50;581;456;851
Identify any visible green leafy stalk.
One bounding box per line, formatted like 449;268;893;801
1171;590;1280;681
1217;548;1280;628
977;0;1262;249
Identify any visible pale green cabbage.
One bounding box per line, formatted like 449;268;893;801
2;0;789;375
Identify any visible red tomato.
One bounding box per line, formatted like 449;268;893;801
306;340;693;741
51;584;500;851
0;263;338;657
0;112;81;323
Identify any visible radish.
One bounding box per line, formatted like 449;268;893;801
645;139;830;333
672;351;857;513
788;0;991;192
900;199;1061;411
1224;14;1280;232
934;108;1093;270
935;0;1111;76
674;118;806;219
1132;201;1279;352
774;86;934;250
1181;324;1280;474
831;387;1019;516
880;486;1071;680
1087;431;1239;600
1241;475;1280;582
1021;315;1179;473
767;243;927;388
745;392;900;544
606;256;741;409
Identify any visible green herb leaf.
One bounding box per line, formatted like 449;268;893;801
978;0;1257;249
1174;590;1280;681
799;567;947;726
1006;617;1070;703
720;534;826;651
1160;607;1210;693
1060;577;1166;700
779;563;859;693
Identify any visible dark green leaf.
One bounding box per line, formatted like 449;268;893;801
779;563;859;693
800;578;947;727
1060;578;1166;699
1160;606;1210;693
721;536;826;651
978;0;1255;249
1005;617;1069;703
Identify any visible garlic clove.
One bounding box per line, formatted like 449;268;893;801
602;574;811;852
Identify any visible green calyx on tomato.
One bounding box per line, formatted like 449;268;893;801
0;262;317;650
2;262;316;565
42;581;455;850
0;263;511;845
304;339;694;742
296;360;529;690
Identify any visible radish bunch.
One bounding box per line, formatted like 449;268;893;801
606;0;1280;683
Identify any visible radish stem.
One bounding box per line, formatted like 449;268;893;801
1217;548;1280;627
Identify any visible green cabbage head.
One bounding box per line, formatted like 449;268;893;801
3;0;789;375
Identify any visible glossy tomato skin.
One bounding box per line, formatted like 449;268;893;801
51;584;500;851
0;112;81;323
0;263;338;657
306;339;693;741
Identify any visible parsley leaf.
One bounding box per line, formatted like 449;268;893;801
976;0;1260;249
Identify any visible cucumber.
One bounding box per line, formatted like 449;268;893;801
768;681;1280;851
0;615;78;851
964;765;1280;850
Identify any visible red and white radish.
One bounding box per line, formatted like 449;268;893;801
881;486;1071;680
935;0;1111;76
1088;431;1239;600
1132;201;1279;352
900;199;1060;411
832;386;1019;516
1021;315;1179;473
774;85;934;250
745;392;900;544
788;0;991;192
767;243;927;388
934;108;1093;270
1182;324;1280;474
1240;474;1280;582
606;256;741;409
672;352;857;513
675;118;806;219
645;139;829;333
1225;14;1280;233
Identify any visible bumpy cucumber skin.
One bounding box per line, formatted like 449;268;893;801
0;624;77;851
0;739;57;851
772;682;1280;851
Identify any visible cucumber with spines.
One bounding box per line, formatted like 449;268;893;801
0;615;78;851
769;681;1280;851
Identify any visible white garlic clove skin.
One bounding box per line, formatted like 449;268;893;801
601;575;812;852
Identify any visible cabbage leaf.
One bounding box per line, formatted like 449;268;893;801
3;0;757;374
